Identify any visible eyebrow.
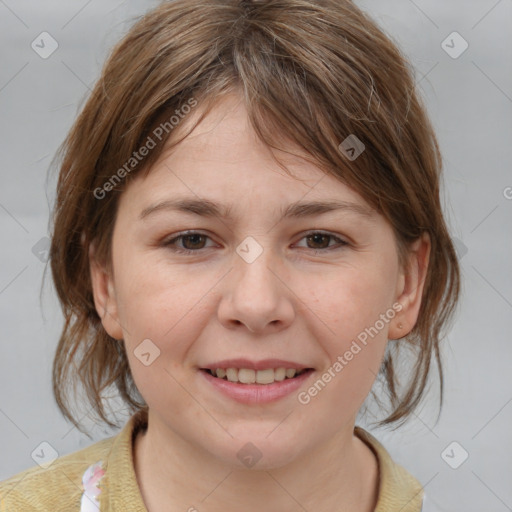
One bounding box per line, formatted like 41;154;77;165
139;197;375;221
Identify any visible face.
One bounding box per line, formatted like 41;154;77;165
90;93;429;470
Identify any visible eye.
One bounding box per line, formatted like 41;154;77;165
163;231;215;254
294;231;349;251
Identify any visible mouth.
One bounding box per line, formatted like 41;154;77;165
200;367;315;385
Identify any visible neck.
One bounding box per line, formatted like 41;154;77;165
133;411;379;512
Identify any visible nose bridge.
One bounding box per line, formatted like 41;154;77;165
233;235;281;300
217;235;295;332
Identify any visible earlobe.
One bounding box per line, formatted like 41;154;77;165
89;243;124;340
389;233;431;340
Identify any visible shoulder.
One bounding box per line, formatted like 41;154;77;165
0;435;114;511
355;426;425;512
0;409;148;512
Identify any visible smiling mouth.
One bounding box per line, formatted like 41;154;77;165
200;367;314;385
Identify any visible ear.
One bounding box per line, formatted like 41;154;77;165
89;242;124;340
388;232;431;340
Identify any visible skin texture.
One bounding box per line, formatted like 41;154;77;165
90;93;430;512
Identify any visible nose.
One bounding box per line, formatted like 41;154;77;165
217;247;295;334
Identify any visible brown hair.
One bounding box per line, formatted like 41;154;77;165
46;0;460;434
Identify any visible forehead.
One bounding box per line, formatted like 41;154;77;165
118;93;376;219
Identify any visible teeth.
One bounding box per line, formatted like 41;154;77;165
211;367;306;384
274;368;286;381
238;369;256;384
255;368;274;384
285;369;296;379
226;368;238;382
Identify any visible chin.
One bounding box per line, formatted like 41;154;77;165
207;434;306;471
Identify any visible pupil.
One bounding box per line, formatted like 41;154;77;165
308;234;328;249
184;234;204;249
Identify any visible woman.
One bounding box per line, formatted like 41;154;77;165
0;1;460;510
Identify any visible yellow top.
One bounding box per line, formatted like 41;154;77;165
0;409;425;511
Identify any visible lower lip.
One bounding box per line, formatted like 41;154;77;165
199;369;314;404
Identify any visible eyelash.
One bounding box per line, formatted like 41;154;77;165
162;231;349;255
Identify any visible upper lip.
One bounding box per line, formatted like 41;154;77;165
200;359;314;371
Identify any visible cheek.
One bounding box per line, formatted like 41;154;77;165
115;262;212;411
114;253;213;333
303;262;394;400
301;276;392;418
310;263;396;339
113;257;222;388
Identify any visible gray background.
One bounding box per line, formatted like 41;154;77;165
0;1;511;510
